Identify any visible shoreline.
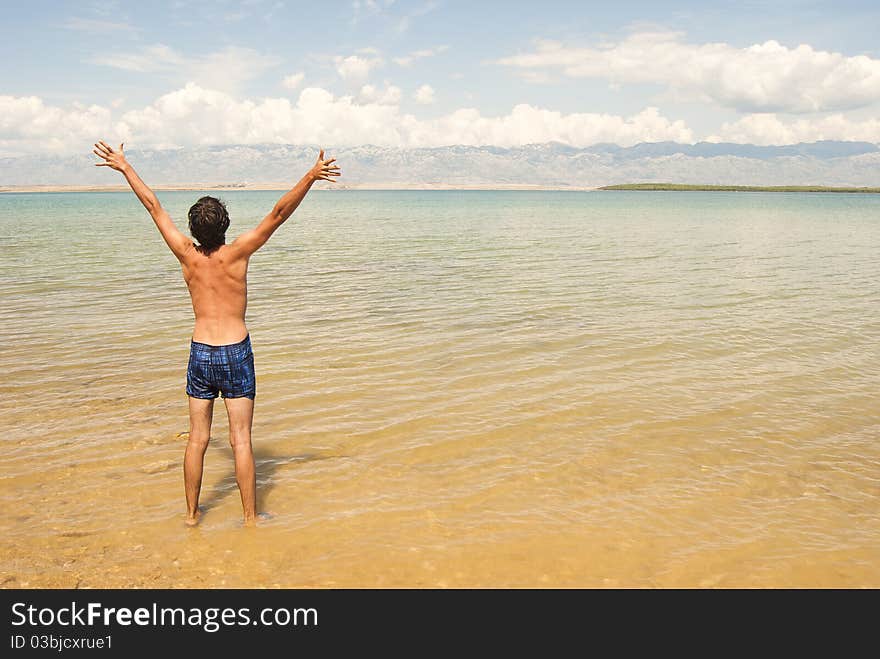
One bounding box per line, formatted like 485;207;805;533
0;183;600;193
4;182;880;193
599;183;880;193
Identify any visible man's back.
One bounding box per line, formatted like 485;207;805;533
181;245;249;346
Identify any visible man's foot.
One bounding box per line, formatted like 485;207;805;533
242;511;274;528
185;508;202;527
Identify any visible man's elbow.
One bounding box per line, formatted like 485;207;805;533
269;207;287;224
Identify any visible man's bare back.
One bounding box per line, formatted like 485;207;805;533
182;243;250;345
93;140;341;525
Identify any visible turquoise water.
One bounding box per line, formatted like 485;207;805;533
1;190;879;587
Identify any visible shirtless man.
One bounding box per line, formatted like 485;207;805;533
93;140;341;526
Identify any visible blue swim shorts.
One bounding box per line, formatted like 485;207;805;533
186;334;256;400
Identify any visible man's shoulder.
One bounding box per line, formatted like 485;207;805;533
177;241;198;263
220;239;254;262
183;243;249;267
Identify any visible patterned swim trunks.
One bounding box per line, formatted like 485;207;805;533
186;334;256;400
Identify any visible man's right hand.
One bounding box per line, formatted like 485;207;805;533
93;141;130;173
309;149;341;183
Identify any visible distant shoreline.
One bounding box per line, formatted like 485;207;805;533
4;182;880;193
0;183;598;193
599;183;880;193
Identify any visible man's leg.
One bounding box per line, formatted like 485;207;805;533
184;396;214;526
223;396;256;525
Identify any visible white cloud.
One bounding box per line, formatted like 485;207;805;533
110;84;410;149
394;45;448;67
709;113;880;145
189;47;281;91
90;45;280;92
413;84;435;105
334;54;382;82
91;43;181;73
0;95;113;155
358;83;402;105
12;83;878;156
498;32;880;113
408;105;693;148
282;72;305;90
413;46;448;58
0;86;696;155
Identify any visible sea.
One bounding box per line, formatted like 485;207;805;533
1;189;878;587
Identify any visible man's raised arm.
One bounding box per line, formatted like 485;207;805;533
232;149;341;257
93;141;192;259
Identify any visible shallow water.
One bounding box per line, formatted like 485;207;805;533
1;189;878;587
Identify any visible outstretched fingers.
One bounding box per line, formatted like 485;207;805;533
313;149;340;181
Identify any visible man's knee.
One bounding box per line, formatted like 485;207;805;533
229;430;252;450
187;432;210;450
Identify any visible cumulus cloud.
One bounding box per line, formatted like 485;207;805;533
10;82;876;156
358;83;402;105
498;32;880;113
282;72;305;90
0;86;697;155
0;96;113;155
413;84;436;105
407;105;693;148
12;85;880;157
334;54;382;82
709;113;880;145
91;44;280;92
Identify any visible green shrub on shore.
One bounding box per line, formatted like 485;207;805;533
599;183;880;193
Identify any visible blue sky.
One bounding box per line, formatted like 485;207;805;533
2;1;880;154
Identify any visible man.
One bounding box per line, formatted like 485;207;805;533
93;140;341;526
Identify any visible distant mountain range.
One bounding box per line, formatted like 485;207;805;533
2;141;879;188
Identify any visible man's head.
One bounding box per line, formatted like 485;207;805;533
188;196;230;253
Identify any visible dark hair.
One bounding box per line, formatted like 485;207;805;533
188;196;229;254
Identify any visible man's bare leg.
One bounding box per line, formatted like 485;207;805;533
224;396;257;526
184;396;214;526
